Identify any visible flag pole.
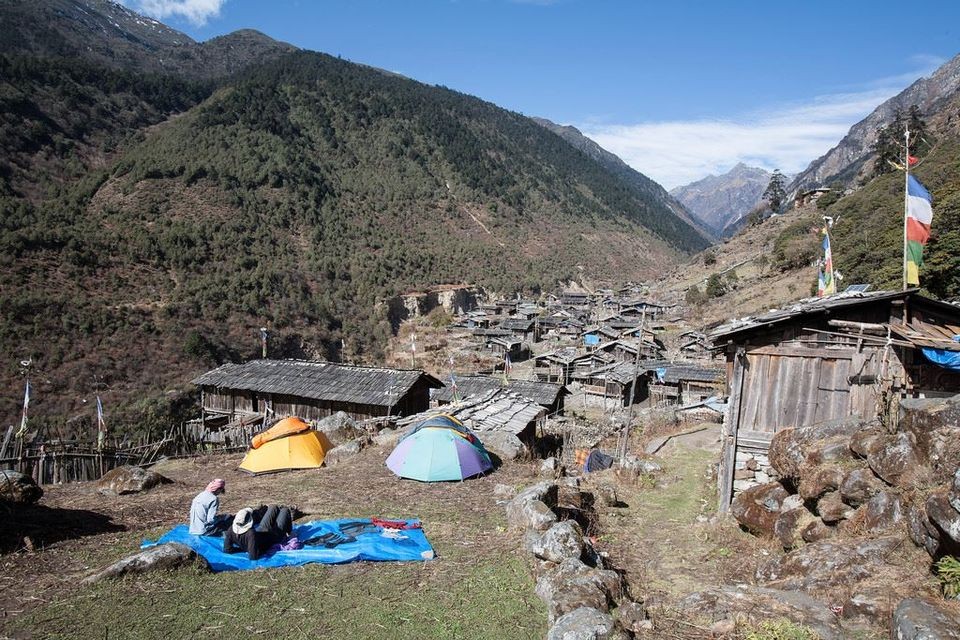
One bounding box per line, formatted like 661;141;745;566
903;125;910;291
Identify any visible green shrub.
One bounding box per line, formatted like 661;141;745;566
937;555;960;598
743;619;820;640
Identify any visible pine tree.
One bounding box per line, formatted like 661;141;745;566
763;169;786;212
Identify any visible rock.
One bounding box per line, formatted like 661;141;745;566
494;483;517;499
730;481;789;536
807;438;855;466
891;597;960;640
769;417;867;480
863;490;902;531
925;492;960;545
622;456;661;474
323;439;363;465
798;465;844;501
678;585;845;640
540;457;560;476
0;470;43;504
82;543;209;584
774;507;818;549
482;431;527;461
507;498;556;533
613;601;646;635
906;503;941;557
734;468;755;480
733;479;758;493
839;467;884;507
951;468;960;514
373;428;403;448
316;411;363;445
96;466;171;496
900;396;960;483
842;586;892;621
849;426;884;458
755;471;771;484
816;491;855;523
532;521;584;563
515;481;559;509
801;520;835;543
866;432;922;486
757;536;902;595
546;607;626;640
535;558;621;624
781;494;804;511
745;458;759;471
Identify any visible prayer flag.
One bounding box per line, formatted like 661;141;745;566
906;175;933;286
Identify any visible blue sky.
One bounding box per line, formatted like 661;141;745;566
124;0;959;188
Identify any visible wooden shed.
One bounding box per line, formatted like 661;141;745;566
192;359;443;423
710;289;960;510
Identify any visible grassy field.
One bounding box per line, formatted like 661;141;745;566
2;447;546;640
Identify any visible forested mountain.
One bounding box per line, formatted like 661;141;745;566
532;117;715;242
0;0;707;425
788;53;960;194
670;163;772;237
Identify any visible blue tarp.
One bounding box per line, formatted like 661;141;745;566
142;518;435;572
921;335;960;372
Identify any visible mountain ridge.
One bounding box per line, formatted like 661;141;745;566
670;163;772;237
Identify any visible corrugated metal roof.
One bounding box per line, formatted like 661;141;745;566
434;375;566;406
192;359;442;406
662;365;723;384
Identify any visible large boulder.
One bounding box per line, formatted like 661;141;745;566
866;432;924;486
535;558;622;624
323;439;363;466
316;411;364;446
798;465;844;501
951;468;960;514
891;597;960;640
774;507;818;549
678;585;845;640
801;520;835;543
757;536;901;595
839;467;884;507
862;490;903;531
905;503;942;557
82;543;210;584
925;491;960;547
481;431;527;461
0;469;43;504
768;417;867;480
96;466;171;496
900;396;960;483
849;425;884;459
506;482;559;532
730;481;789;536
531;520;584;563
816;490;855;524
546;607;627;640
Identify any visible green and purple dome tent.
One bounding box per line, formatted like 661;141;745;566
386;415;493;482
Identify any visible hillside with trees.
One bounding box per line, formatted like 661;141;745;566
0;1;709;426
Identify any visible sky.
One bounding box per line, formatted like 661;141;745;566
121;0;960;189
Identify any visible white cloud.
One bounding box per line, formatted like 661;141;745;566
124;0;226;26
579;59;944;190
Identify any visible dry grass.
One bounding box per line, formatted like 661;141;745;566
1;445;547;639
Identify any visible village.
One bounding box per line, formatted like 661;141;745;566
4;276;960;639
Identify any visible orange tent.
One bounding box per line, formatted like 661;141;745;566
240;417;334;475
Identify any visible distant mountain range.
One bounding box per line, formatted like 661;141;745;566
670;163;773;237
788;53;960;194
532;118;715;242
0;0;709;423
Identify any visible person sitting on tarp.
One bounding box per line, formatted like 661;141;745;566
188;479;231;536
223;505;294;561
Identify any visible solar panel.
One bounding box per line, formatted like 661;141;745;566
844;284;871;293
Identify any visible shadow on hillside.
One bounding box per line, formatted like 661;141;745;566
1;502;125;553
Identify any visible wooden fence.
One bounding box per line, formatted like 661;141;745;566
0;419;259;486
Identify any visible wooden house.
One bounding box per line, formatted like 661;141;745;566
433;375;567;415
574;362;648;407
597;338;663;362
561;291;590;307
484;336;527;361
192;359;443;423
500;317;539;342
534;348;612;384
710;289;960;510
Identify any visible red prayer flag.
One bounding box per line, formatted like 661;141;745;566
908;155;919;166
